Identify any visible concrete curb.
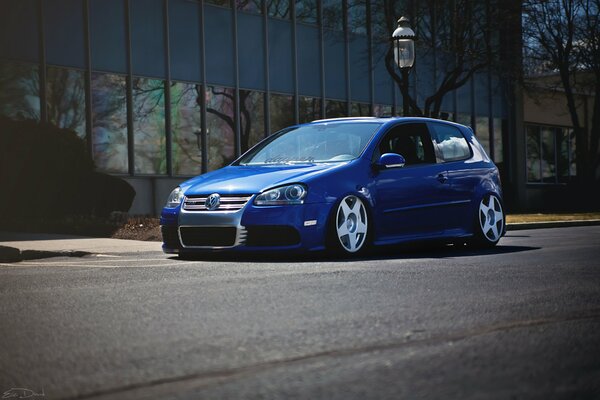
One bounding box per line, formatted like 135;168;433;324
506;219;600;231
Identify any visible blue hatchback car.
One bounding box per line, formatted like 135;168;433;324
161;117;504;256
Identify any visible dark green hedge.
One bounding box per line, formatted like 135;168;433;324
0;117;135;218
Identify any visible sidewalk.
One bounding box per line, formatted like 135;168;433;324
0;232;161;263
1;218;599;263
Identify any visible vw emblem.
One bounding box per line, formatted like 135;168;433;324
205;193;221;211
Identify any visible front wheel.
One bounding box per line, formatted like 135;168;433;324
330;195;370;255
472;193;504;247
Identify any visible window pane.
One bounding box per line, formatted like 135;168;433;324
132;78;166;174
430;123;471;162
0;61;39;121
493;118;503;163
325;99;347;118
348;0;366;34
373;104;392;117
456;113;471;127
171;82;202;176
557;127;570;182
475;116;490;156
299;96;321;123
541;127;556;183
46;67;86;139
526;126;541;182
91;73;128;173
206;86;236;170
205;0;231;7
240;90;265;152
268;0;290;18
322;0;343;31
296;0;317;24
568;128;577;177
351;102;370;116
269;93;294;134
237;0;262;13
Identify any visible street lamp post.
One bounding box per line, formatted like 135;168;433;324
392;17;415;116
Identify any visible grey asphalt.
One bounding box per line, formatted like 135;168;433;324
1;226;599;400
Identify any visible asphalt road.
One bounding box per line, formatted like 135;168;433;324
1;226;600;400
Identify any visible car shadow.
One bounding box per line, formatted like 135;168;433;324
168;242;540;263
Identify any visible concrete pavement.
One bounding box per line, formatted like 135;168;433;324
0;231;161;263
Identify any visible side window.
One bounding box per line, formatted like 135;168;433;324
429;123;471;162
374;123;436;166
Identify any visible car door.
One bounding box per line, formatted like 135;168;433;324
428;122;478;233
372;122;451;242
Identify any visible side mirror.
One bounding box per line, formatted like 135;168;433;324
375;153;406;169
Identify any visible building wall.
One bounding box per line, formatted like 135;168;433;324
522;80;596;211
0;0;513;215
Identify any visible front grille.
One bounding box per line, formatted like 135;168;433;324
179;226;243;247
183;194;253;212
246;225;301;247
161;226;181;248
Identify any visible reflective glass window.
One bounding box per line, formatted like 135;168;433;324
322;0;343;31
456;113;471;127
170;82;203;176
205;0;231;8
325;100;347;118
131;0;166;78
206;86;236;170
237;0;262;14
541;127;556;183
373;104;392;117
46;67;86;139
475;116;490;155
299;96;321;123
91;73;128;173
0;61;40;121
240;90;266;153
351;102;370;117
526;125;541;182
268;0;290;19
132;78;166;175
269;93;294;134
493;118;503;163
90;0;127;73
296;0;317;24
348;0;366;35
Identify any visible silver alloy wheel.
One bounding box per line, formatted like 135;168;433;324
335;195;368;253
478;194;504;243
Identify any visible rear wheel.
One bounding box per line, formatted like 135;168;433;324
472;193;504;247
330;195;370;255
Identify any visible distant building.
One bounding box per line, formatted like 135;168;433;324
1;0;534;214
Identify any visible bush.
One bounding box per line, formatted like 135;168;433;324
0;117;135;219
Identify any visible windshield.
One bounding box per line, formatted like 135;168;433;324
237;122;382;165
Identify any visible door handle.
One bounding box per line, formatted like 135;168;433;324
437;173;448;184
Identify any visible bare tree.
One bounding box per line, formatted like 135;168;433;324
377;0;509;119
523;0;600;181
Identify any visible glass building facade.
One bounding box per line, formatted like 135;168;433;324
0;0;513;213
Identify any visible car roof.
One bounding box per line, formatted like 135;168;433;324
307;116;470;130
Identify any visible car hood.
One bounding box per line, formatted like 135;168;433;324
182;163;348;195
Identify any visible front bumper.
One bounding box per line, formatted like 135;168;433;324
160;199;334;254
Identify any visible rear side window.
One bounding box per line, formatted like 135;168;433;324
429;123;471;162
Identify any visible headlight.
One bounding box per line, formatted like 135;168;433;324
165;187;184;208
254;184;307;206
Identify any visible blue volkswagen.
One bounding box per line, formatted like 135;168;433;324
161;117;504;256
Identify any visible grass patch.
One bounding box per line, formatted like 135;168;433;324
507;213;600;223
